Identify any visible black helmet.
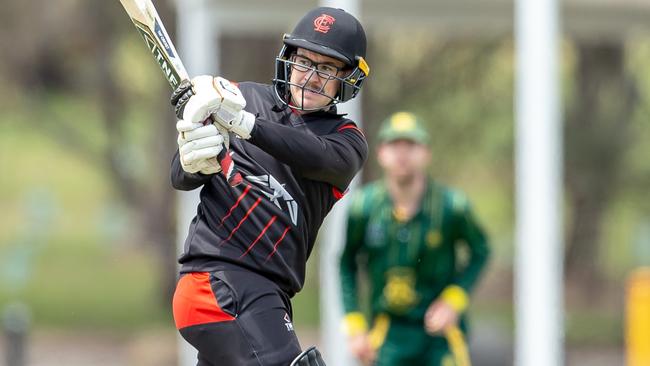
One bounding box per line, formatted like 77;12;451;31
273;7;370;111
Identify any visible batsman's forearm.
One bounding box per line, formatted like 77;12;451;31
249;119;368;189
171;151;212;190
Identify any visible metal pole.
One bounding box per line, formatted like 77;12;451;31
3;303;30;366
175;0;218;365
318;2;362;366
514;0;563;365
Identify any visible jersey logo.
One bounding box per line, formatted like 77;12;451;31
314;14;336;33
383;268;419;314
246;174;299;226
283;312;294;332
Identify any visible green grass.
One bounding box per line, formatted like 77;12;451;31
565;309;624;346
0;105;168;332
292;256;321;328
473;301;625;346
0;237;169;331
0;117;112;245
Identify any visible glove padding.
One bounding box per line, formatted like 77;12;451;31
176;75;224;124
209;77;256;139
177;119;224;175
171;75;255;139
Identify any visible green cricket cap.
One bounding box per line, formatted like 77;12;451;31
377;112;430;145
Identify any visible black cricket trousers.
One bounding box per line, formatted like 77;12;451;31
173;269;303;365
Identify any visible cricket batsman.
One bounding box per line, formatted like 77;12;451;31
169;7;370;366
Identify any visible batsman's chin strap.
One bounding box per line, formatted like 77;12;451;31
289;346;326;366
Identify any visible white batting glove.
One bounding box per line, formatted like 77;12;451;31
182;75;224;124
176;119;224;175
182;76;255;139
209;77;256;139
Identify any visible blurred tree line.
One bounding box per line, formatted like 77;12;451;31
1;0;649;317
0;0;179;304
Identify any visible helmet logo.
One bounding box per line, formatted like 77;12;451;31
313;14;336;33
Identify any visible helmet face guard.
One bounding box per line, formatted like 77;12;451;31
272;7;370;112
273;44;369;111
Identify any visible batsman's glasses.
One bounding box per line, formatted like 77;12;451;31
288;54;343;80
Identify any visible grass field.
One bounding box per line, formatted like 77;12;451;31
0;112;164;332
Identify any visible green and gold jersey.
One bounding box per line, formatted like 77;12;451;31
339;178;490;328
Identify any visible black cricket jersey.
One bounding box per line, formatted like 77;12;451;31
171;82;368;297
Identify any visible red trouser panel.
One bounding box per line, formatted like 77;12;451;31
173;272;235;329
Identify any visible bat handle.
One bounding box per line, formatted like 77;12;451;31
212;121;243;187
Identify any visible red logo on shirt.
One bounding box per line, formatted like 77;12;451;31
314;14;336;33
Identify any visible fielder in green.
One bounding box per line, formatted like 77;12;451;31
339;112;491;366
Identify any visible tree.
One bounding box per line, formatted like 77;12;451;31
564;40;638;296
1;0;180;307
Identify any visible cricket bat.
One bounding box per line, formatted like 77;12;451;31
118;0;242;186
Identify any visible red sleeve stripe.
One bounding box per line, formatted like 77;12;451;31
337;123;365;137
333;187;348;200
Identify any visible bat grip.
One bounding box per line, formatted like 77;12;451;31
211;119;243;187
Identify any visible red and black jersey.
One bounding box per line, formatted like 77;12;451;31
171;82;368;297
